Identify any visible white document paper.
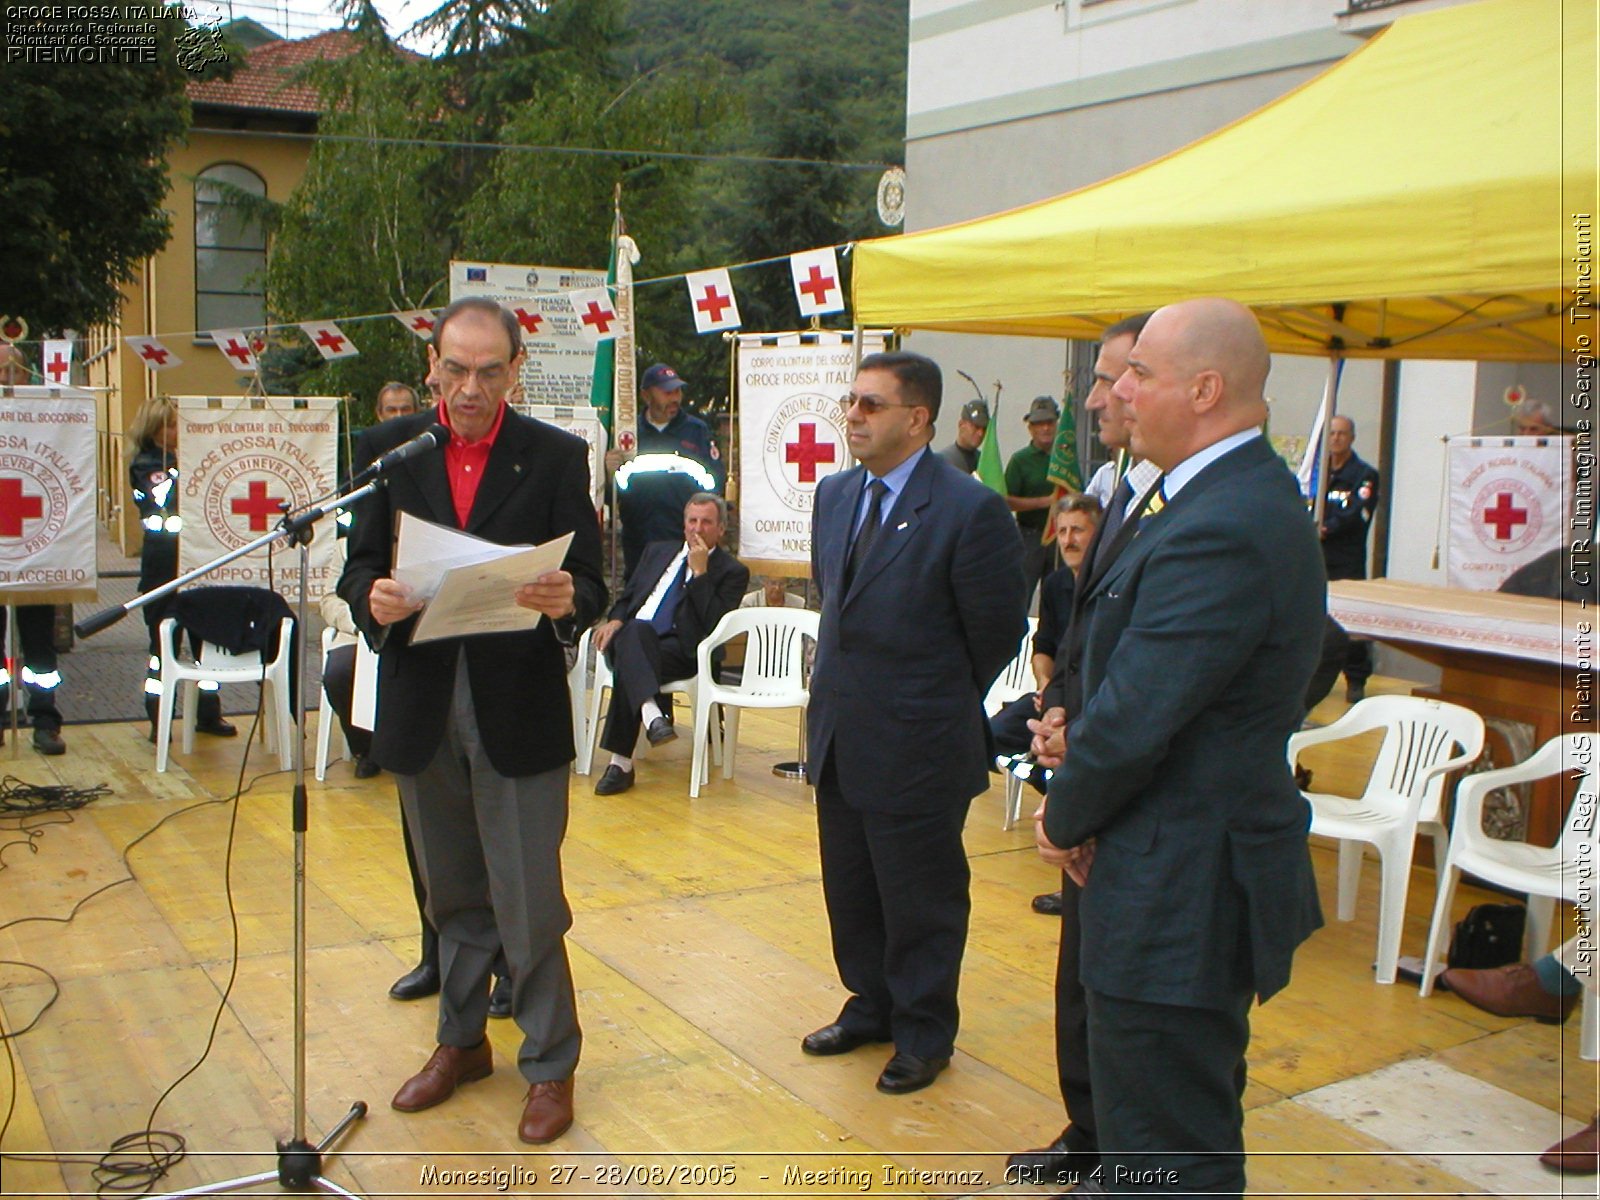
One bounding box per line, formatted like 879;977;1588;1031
392;512;576;644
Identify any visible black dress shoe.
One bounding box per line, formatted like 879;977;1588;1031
875;1051;949;1094
195;716;237;738
389;960;440;1000
800;1023;890;1057
1006;1131;1100;1185
645;716;677;747
488;975;512;1018
354;756;382;779
1032;890;1064;915
32;727;65;756
594;764;635;795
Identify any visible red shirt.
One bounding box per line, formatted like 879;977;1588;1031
438;400;507;527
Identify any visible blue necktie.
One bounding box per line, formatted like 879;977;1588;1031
649;563;687;634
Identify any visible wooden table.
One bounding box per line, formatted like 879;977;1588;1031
1328;579;1593;843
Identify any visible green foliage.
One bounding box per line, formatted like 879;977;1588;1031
0;5;204;334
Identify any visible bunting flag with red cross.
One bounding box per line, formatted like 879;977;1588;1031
393;310;440;340
503;301;551;341
40;339;73;385
789;247;846;318
567;287;621;344
125;336;182;371
685;268;742;334
209;329;259;373
299;320;359;360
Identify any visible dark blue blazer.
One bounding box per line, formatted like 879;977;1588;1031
1043;436;1326;1009
807;448;1027;814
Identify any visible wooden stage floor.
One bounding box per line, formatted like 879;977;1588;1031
1;683;1595;1198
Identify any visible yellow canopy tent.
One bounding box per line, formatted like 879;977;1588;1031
852;0;1596;362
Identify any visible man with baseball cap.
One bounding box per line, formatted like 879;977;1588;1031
937;399;989;475
1005;395;1061;594
610;363;726;580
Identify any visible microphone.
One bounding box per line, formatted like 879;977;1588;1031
352;423;449;485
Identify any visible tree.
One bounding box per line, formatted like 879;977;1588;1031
0;6;214;333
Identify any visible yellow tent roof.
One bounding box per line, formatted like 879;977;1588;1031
852;0;1596;361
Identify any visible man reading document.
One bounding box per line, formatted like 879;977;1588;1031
338;297;606;1144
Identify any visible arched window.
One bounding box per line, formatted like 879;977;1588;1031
194;164;267;333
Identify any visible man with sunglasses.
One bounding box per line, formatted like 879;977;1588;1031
802;350;1026;1095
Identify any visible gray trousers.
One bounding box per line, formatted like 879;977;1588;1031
396;654;580;1083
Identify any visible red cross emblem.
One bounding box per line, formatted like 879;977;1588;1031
512;307;543;335
784;422;836;483
799;265;837;307
581;302;616;334
618;430;636;453
44;353;69;382
0;478;44;537
409;314;435;333
314;328;347;354
1481;492;1530;540
696;284;733;323
221;338;253;366
137;342;169;366
230;479;286;531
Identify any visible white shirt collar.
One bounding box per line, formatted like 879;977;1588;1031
1162;429;1262;500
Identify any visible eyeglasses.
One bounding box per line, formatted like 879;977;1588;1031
839;392;919;416
437;360;511;387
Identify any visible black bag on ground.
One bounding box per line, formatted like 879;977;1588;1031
1446;902;1526;970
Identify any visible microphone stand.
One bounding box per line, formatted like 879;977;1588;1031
76;477;389;1198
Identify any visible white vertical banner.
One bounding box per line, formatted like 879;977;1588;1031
526;404;606;510
176;397;341;598
1447;435;1571;590
0;386;98;599
737;331;886;567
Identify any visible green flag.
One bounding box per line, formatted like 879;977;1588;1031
1046;391;1080;493
976;417;1006;496
587;232;617;434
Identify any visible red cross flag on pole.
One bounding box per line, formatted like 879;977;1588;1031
209;329;259;372
568;287;621;344
790;247;845;318
299;320;359;360
125;336;181;371
393;310;440;340
685;268;741;334
41;339;73;385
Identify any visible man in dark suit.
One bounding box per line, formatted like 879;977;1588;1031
339;298;607;1145
591;492;749;795
802;350;1026;1095
1034;299;1325;1195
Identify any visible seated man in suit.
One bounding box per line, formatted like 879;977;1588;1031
591;492;750;795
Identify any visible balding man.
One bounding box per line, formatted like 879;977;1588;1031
1033;300;1325;1195
0;344;30;385
374;381;419;424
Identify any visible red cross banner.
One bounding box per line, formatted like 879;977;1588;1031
736;330;885;569
41;339;73;385
299;320;359;361
393;310;440;340
125;336;182;372
789;247;846;319
0;386;98;599
567;286;621;345
1447;434;1571;590
208;329;259;373
685;268;741;334
176;396;341;597
446;262;607;407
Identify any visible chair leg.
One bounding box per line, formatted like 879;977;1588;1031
277;682;295;771
1336;840;1364;922
314;696;332;782
689;694;709;799
1003;773;1023;832
721;707;742;780
585;682;608;776
1524;894;1556;962
180;680;198;755
155;680;176;773
1372;841;1416;985
1418;862;1461;997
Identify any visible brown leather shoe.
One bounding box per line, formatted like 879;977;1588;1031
1439;963;1578;1023
518;1077;574;1144
391;1041;493;1112
1541;1114;1599;1174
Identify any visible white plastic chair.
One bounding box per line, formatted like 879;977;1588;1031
690;608;818;798
157;615;295;773
315;627;348;781
578;629;705;777
1419;734;1599;1059
569;625;595;771
985;617;1038;716
1288;695;1485;984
